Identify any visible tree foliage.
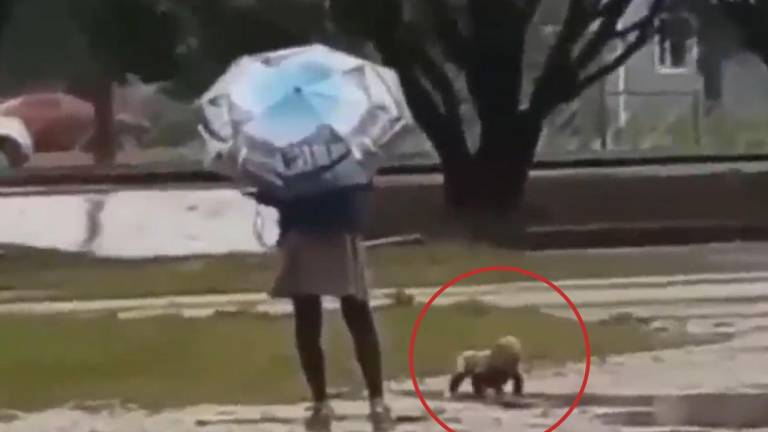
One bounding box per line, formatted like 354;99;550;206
0;0;12;36
49;0;768;231
714;0;768;66
162;0;326;99
330;0;667;216
67;0;183;164
65;0;715;220
68;0;181;83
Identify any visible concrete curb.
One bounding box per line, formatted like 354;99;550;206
6;162;768;253
4;272;768;317
524;222;768;250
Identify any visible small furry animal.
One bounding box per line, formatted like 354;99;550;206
448;335;524;398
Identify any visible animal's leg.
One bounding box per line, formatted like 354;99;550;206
448;372;469;396
471;374;486;398
486;371;507;400
512;370;524;396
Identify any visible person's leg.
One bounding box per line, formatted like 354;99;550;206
292;295;327;404
340;295;384;400
340;295;392;431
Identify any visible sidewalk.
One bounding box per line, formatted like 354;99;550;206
369;161;768;248
0;188;276;258
3;161;768;256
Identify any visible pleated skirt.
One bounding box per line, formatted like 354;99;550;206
271;230;370;300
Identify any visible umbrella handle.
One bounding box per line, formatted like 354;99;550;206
252;203;278;252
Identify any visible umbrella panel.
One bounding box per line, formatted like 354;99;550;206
199;45;414;197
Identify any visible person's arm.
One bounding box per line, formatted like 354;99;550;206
242;189;294;246
243;189;283;209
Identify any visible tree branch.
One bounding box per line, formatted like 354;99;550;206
528;0;595;115
391;66;445;138
400;67;472;164
372;25;472;163
576;0;665;94
401;28;466;131
524;0;545;22
596;0;629;17
530;0;667;116
612;11;659;38
464;0;530;120
466;0;532;51
573;0;632;70
425;0;469;68
554;0;598;51
716;0;768;68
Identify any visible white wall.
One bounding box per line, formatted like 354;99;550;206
722;53;768;118
0;188;279;258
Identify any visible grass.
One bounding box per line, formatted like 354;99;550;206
617;109;768;157
535;98;768;160
700;113;768;155
0;241;755;303
0;301;682;411
0;243;756;301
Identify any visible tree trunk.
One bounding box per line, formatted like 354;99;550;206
89;79;116;166
446;113;542;212
441;112;543;242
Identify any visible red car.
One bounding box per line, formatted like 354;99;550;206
0;92;150;168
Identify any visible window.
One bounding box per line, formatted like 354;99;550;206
655;12;698;72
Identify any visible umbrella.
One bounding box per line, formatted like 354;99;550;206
0;92;151;167
198;43;414;200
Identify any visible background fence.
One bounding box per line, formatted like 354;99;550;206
383;88;768;167
539;89;768;161
537;90;705;161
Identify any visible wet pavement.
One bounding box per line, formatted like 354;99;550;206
4;266;768;431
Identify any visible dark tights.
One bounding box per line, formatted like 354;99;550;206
292;295;384;403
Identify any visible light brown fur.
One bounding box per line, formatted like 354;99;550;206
448;335;524;398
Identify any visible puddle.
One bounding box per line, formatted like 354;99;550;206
594;392;768;429
653;392;768;428
595;408;657;427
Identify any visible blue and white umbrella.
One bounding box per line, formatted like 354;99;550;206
198;44;414;200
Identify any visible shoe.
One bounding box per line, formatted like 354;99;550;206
304;401;334;432
368;399;395;432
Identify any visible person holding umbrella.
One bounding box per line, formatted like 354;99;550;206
199;45;414;432
250;182;392;432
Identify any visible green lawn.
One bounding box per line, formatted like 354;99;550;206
0;241;751;303
0;301;684;411
616;109;768;157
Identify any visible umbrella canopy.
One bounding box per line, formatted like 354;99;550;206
199;43;413;199
0;92;152;167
